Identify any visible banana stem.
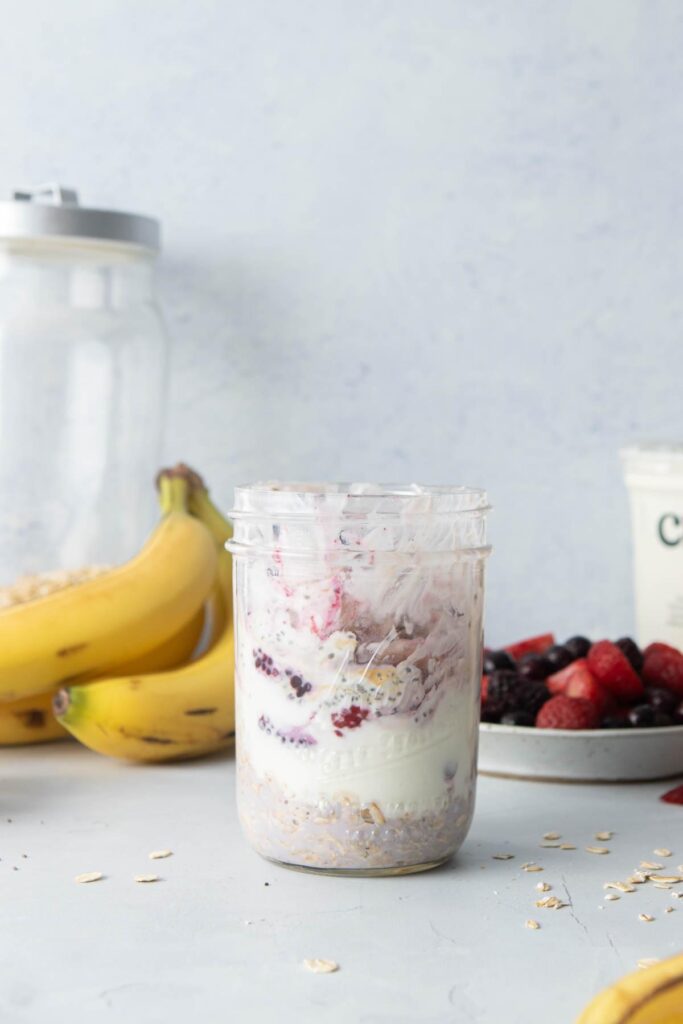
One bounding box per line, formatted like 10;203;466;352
157;472;191;516
156;463;231;543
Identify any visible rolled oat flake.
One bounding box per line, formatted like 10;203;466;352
75;872;104;884
303;959;339;974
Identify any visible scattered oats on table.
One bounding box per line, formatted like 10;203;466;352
639;914;654;923
149;850;173;860
640;861;663;870
535;896;565;910
525;919;540;930
303;959;339;974
604;881;636;893
638;958;660;969
585;847;610;855
492;853;514;861
559;844;576;851
539;842;561;849
522;863;543;873
536;882;551;892
654;849;672;858
665;907;675;914
595;832;613;841
604;894;620;901
134;875;159;883
75;872;104;884
543;832;561;841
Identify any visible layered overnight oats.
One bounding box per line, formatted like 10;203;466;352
228;484;490;875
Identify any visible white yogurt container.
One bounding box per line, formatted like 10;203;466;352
228;483;490;876
621;444;683;649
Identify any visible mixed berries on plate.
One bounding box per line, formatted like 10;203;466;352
481;633;683;731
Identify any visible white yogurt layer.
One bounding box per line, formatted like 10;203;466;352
238;659;478;813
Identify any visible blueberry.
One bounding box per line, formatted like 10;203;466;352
564;636;591;659
500;710;535;727
601;715;630;729
483;650;516;674
653;711;674;727
545;645;574;670
518;654;554;680
628;704;656;727
646;687;677;714
616;637;643;672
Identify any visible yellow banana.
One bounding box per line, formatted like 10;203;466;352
0;472;217;703
98;601;205;677
0;691;68;746
577;952;683;1023
183;463;232;616
53;624;235;763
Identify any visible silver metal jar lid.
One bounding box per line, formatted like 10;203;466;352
0;183;160;251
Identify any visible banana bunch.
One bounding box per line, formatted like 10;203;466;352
0;465;236;763
577;951;683;1023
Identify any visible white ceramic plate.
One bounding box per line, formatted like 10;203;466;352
478;722;683;782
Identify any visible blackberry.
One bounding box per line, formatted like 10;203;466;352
483;649;516;674
616;637;644;673
518;654;554;680
564;636;591;660
513;680;550;717
487;671;549;717
486;670;520;706
481;701;505;724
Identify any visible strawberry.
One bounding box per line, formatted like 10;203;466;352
660;784;683;805
504;633;555;661
546;659;611;714
546;658;588;695
564;664;609;714
587;640;644;702
536;695;600;729
642;643;683;698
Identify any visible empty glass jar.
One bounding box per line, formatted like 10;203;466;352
0;184;168;587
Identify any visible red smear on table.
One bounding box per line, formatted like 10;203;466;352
660;784;683;805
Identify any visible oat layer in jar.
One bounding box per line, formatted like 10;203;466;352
228;483;491;876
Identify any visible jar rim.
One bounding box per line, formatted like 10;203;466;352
230;482;490;520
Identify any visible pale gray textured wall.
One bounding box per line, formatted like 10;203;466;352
1;0;681;643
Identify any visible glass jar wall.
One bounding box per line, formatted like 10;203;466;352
0;186;168;585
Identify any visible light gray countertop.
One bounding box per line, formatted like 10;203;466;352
1;744;681;1023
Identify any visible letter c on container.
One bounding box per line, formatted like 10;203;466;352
658;513;683;547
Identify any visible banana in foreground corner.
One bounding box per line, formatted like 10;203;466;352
0;691;68;746
0;471;217;703
53;623;235;763
577;952;683;1023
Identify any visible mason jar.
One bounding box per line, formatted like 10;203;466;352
0;184;168;588
228;483;491;876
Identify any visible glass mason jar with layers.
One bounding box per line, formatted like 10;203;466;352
228;483;491;876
